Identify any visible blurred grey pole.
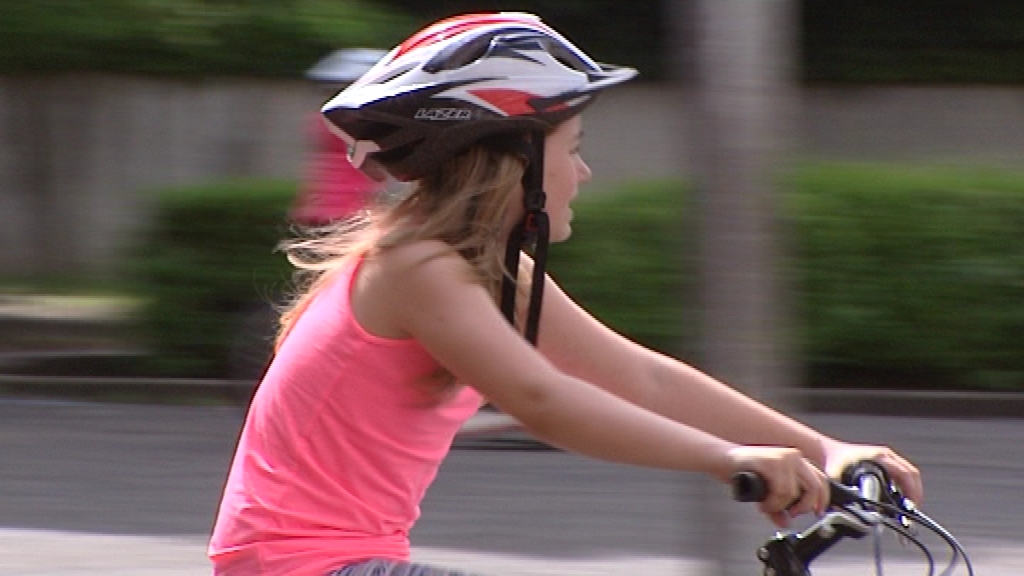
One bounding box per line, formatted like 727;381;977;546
7;79;67;278
5;78;86;278
668;0;801;573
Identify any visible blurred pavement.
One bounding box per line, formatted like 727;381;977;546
1;398;1021;575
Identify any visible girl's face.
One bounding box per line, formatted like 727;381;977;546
543;115;591;242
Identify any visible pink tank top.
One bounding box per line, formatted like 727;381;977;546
209;256;483;575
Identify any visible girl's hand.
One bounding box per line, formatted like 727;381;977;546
820;438;923;504
726;445;829;528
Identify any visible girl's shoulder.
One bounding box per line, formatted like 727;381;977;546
372;239;470;281
354;240;482;340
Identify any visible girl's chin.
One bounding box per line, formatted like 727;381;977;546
550;226;572;243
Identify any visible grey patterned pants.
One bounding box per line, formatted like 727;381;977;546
329;558;482;576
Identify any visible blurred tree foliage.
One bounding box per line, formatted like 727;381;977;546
380;0;1024;83
0;0;414;76
2;0;1023;81
803;0;1024;83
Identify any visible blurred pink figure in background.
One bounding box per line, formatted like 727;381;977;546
291;48;387;225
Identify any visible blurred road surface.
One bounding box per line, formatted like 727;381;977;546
1;398;1021;575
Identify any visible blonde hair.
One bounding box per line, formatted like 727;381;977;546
276;138;528;348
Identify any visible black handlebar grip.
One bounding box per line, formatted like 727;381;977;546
732;471;768;502
733;467;877;507
734;471;860;508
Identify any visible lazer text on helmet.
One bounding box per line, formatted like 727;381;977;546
414;108;473;121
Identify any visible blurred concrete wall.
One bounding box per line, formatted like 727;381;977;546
2;76;1023;278
0;75;312;279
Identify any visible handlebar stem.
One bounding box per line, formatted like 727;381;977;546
755;511;870;575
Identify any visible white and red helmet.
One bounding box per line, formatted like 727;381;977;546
321;12;637;181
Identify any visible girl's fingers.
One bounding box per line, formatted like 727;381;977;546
767;509;790;529
757;459;825;523
786;462;828;517
729;446;830;525
880;450;923;503
766;468;799;514
824;441;924;505
804;461;831;515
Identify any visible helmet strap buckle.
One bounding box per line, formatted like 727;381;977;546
500;130;549;345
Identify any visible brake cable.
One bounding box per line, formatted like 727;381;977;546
833;494;973;576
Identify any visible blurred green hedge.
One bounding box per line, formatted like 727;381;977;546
6;1;1024;82
789;164;1024;390
553;166;1024;391
548;167;1024;391
547;181;697;358
127;179;295;378
127;166;1024;390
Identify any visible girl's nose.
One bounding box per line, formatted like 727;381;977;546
577;157;592;184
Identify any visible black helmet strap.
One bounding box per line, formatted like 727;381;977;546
500;129;548;345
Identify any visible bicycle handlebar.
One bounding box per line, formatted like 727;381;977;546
731;460;974;576
732;469;864;508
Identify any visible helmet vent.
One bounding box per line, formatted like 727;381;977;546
369;63;416;85
423;33;495;73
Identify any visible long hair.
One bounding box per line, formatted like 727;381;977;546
275;137;528;348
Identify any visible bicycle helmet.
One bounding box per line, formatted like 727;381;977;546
322;12;636;345
320;12;637;181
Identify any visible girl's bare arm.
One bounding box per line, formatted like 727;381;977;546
533;271;921;502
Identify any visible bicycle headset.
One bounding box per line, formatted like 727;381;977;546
320;11;637;344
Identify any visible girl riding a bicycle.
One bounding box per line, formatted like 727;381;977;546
209;12;923;576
